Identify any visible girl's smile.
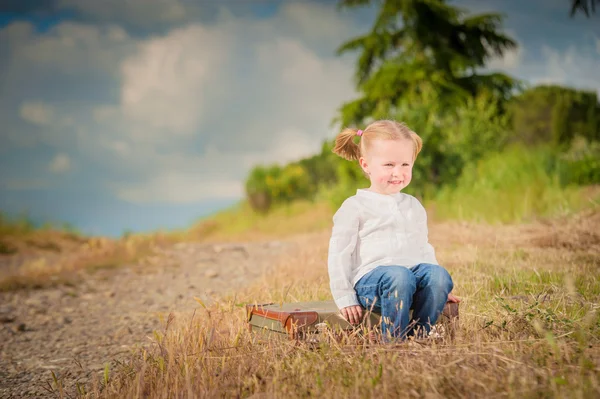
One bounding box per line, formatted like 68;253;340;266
359;138;414;195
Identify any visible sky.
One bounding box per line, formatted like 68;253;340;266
0;0;599;237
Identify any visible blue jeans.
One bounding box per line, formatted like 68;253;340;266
354;264;454;340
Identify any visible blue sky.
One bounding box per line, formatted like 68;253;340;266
0;0;599;237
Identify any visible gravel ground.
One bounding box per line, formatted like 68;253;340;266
0;239;295;398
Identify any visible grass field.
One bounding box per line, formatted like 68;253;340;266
77;207;600;398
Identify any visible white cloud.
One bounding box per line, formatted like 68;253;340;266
119;24;233;136
486;30;523;71
20;102;55;126
11;22;133;75
0;21;135;151
108;135;323;204
1;2;362;202
49;153;72;173
0;21;34;49
532;45;600;96
8;101;78;150
259;129;322;167
90;3;358;203
267;2;363;54
115;173;243;204
479;31;600;98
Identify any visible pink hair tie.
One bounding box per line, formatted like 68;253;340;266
356;130;363;136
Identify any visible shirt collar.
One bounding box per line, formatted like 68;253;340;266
356;188;403;203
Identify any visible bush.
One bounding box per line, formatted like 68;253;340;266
557;136;600;186
389;90;512;199
432;144;591;223
275;164;314;203
298;141;339;188
245;166;273;213
318;159;369;210
508;84;599;146
245;163;314;212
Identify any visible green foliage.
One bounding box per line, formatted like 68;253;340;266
443;93;512;164
245;166;273;213
276;164;313;202
313;89;514;208
433;145;596;223
389;90;512;198
557;136;600;186
245;163;314;212
298;141;340;188
509;85;600;146
245;140;369;213
318;159;369;211
335;0;518;126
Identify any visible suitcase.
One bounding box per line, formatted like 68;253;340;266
246;300;459;341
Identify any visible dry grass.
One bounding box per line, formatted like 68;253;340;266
66;208;600;398
0;232;177;291
0;200;335;292
0;228;83;256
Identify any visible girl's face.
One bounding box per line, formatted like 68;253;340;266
359;138;414;195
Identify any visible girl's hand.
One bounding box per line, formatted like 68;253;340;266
447;293;461;303
341;305;363;325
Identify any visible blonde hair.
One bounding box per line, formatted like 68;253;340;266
332;120;423;161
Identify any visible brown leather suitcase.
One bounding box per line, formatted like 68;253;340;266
246;300;459;341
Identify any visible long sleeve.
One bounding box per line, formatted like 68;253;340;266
415;199;438;265
327;200;360;309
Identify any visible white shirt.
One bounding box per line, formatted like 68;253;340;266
327;189;438;309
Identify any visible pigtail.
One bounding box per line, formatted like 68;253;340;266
332;128;361;161
411;132;423;159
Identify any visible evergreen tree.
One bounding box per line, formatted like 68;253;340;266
334;0;518;127
570;0;599;17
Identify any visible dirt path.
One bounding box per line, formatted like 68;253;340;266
0;238;296;398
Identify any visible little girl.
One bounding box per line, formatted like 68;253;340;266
327;119;459;341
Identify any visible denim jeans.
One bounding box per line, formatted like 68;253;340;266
354;264;454;340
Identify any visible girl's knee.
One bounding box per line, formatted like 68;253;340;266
382;267;416;293
427;265;454;291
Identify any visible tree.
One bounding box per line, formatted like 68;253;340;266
570;0;599;17
334;0;519;127
508;85;600;146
